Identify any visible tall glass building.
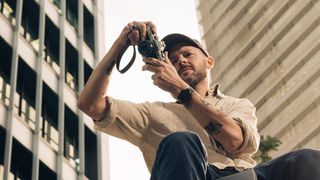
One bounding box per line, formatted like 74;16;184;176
0;0;109;179
196;0;320;158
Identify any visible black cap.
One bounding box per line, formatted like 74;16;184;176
162;33;208;57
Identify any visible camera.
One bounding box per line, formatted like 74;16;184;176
138;27;166;60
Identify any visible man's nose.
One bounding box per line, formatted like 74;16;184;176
178;56;187;66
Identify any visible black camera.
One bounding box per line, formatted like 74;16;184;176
138;28;166;60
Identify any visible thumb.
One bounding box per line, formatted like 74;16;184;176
163;51;171;64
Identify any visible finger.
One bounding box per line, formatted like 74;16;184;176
126;22;139;34
128;30;140;45
151;74;157;81
163;51;172;64
151;74;163;87
142;64;160;73
126;24;138;45
129;21;148;42
143;57;162;66
144;21;157;34
139;23;147;41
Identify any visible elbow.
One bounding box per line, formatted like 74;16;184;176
77;98;108;121
77;100;96;118
224;136;243;153
77;99;87;112
77;99;94;116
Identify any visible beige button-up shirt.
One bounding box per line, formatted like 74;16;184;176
94;84;260;172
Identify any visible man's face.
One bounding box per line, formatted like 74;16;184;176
168;45;212;88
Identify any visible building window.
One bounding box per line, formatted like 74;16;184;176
64;105;79;170
65;40;78;91
10;138;33;180
14;91;36;130
85;126;98;180
41;84;59;151
49;0;60;11
20;0;40;51
0;127;5;180
84;60;93;85
41;115;59;151
44;16;60;75
39;161;56;180
0;38;12;106
0;0;16;25
0;76;10;106
66;0;78;31
15;59;37;130
84;6;94;52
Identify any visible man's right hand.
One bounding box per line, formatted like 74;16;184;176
117;21;157;46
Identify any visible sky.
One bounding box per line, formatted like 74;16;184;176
104;0;201;179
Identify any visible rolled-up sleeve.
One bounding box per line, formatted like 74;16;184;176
228;98;260;154
94;96;118;128
94;96;151;146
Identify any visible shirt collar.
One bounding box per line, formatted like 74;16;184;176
206;83;224;98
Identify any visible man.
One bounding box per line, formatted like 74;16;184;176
77;21;320;180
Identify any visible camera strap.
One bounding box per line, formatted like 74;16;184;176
115;45;137;74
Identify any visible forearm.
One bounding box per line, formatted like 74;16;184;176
184;92;243;152
77;38;129;119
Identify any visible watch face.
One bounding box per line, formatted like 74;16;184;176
178;87;194;104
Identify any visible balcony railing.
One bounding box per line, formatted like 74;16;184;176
44;49;60;75
41;118;59;151
19;25;40;52
65;140;80;170
0;75;10;106
66;72;76;90
0;1;16;26
14;92;36;130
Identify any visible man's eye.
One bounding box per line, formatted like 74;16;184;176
185;52;193;57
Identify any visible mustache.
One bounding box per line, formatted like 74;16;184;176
178;65;194;75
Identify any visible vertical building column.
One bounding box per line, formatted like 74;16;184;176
57;0;66;179
94;0;107;179
31;0;46;179
93;0;103;177
77;0;85;180
3;0;24;179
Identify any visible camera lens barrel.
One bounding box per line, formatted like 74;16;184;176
138;40;157;58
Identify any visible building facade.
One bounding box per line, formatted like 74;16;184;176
196;0;320;158
0;0;109;179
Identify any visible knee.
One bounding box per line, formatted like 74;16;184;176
163;131;199;143
292;148;320;159
284;148;320;179
160;131;200;149
287;148;320;166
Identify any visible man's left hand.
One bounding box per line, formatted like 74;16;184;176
142;52;189;98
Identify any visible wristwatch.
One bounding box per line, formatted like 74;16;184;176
177;87;194;104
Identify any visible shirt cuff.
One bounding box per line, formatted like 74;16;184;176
232;117;259;154
93;96;118;129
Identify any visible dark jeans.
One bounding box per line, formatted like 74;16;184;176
150;131;320;180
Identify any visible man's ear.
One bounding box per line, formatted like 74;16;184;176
206;56;215;69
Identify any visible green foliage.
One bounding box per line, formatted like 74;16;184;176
254;135;282;163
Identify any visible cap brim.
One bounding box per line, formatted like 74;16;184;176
162;33;208;56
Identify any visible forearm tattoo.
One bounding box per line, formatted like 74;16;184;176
106;61;116;75
204;121;223;136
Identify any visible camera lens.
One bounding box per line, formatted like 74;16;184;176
138;40;156;58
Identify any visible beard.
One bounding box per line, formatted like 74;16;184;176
182;70;207;89
179;57;209;89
